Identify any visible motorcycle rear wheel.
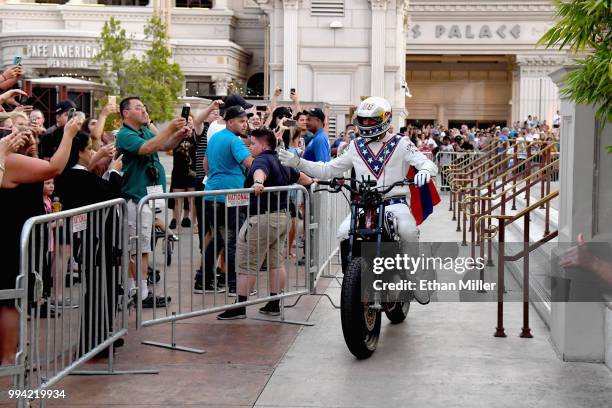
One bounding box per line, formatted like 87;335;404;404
341;257;381;359
384;301;410;324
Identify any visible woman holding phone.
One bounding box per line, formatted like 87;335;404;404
0;116;80;365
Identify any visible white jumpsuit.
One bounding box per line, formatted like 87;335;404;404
295;133;438;242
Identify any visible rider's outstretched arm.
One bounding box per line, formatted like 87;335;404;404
294;140;355;179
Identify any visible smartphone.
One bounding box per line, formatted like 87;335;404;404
22;95;35;106
290;88;295;94
74;111;86;122
67;108;76;120
13;56;22;65
181;104;191;121
285;119;297;127
108;95;116;105
256;105;267;112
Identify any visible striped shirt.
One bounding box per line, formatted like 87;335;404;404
195;123;209;179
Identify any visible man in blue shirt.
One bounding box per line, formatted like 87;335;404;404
302;108;331;162
196;105;253;294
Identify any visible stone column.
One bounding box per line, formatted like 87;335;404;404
369;0;389;97
510;67;520;125
516;54;563;125
212;75;231;96
548;66;612;363
282;0;299;100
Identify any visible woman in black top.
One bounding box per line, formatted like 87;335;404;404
0;117;79;365
169;115;197;229
53;131;123;356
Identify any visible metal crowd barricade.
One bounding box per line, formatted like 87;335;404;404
12;199;154;408
0;248;28;406
134;185;312;354
308;181;350;291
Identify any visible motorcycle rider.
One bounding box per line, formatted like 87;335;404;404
279;96;437;304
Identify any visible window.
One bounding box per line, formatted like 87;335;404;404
311;0;345;17
328;116;337;138
175;0;213;7
186;81;213;97
97;0;149;5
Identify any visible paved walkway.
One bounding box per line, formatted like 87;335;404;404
2;193;611;408
254;193;612;408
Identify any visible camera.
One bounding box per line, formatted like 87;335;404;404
146;164;159;183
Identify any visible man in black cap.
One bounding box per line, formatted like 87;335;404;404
206;94;254;141
302;107;331;162
40;99;76;160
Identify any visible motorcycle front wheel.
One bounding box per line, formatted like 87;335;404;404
341;257;381;359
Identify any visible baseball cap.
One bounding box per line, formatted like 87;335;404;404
55;100;76;115
223;105;249;121
222;94;253;112
307;107;325;123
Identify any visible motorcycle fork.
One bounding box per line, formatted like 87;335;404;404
371;203;385;311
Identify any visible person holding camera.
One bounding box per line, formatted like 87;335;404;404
116;96;190;308
40;100;77;160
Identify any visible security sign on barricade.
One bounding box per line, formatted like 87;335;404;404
134;185;312;354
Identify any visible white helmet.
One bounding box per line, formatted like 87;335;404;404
353;96;392;139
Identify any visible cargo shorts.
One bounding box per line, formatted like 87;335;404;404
237;212;289;275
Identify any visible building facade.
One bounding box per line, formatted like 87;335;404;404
0;0;568;131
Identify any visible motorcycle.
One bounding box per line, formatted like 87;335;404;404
316;176;415;359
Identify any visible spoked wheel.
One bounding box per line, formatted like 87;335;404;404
340;257;381;359
384;301;410;324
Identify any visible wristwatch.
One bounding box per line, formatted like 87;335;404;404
254;180;264;185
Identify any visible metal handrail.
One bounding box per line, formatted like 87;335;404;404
475;190;559;239
462;157;558;215
449;141;554;192
474;189;560;339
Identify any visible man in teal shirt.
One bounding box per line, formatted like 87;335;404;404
197;105;253;294
116;96;190;307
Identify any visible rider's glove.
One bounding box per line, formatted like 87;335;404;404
415;169;431;187
279;149;300;168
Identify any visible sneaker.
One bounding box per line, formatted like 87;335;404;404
193;281;225;294
181;218;191;228
216;307;246;320
258;302;280;316
65;272;81;286
168;233;179;242
169;219;177;230
227;289;257;297
35;302;61;318
147;268;161;285
141;292;170;308
48;297;78;309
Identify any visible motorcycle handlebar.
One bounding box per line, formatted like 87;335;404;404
315;178;414;195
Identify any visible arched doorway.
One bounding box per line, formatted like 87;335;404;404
246;73;264;98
